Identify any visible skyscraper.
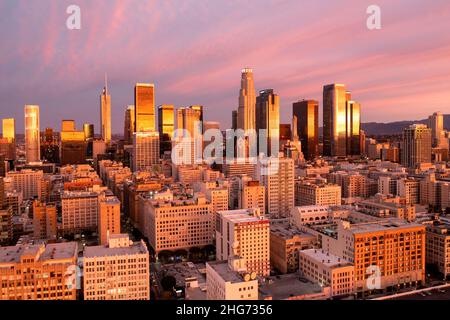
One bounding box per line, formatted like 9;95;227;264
84;123;94;158
83;123;94;140
175;106;203;164
2;118;16;161
428;112;444;148
293;100;319;160
100;77;111;144
132;132;160;172
258;157;295;219
402;124;432;168
124;105;135;145
256;89;280;157
41;128;59;163
2;118;15;142
323;84;347;157
346;100;361;156
158;104;175;155
24;105;40;163
62;120;76;132
134;83;155;132
231;110;238;130
60;121;86;165
237;68;256;132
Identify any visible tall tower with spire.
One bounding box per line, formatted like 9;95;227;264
100;74;112;144
237;68;256;132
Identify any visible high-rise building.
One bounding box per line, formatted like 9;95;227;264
83;234;150;300
132;132;160;172
84;123;94;158
258;157;295;218
24;105;40;163
216;208;270;277
203;121;220;145
124;105;135;145
61;120;76;132
98;197;121;245
32;200;57;240
231;110;238;130
83;123;94;140
256;89;280;157
0;242;78;300
2;118;15;142
157;104;175;155
237;68;256;132
428;112;445;148
0;138;15;161
323;85;362;157
401;124;432;169
60;121;86;165
323;84;347;157
100;78;111;144
135;83;155;132
346;100;361;156
293;100;319;160
177;106;203;136
175;106;203;164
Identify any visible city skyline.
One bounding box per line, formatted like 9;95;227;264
1;0;450;133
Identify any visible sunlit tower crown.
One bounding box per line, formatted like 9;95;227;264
237;68;256;132
24;105;40;163
100;74;112;144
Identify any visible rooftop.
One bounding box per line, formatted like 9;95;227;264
300;249;352;268
207;260;247;284
161;262;207;288
270;224;315;240
0;242;77;264
344;219;424;234
259;274;327;300
219;209;268;224
84;240;148;258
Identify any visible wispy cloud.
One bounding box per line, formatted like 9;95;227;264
1;0;449;132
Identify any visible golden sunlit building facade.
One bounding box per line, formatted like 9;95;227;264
0;242;78;300
135;83;155;132
100;82;112;144
293;100;319;160
24;105;40;163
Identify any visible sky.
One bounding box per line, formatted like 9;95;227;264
1;0;450;134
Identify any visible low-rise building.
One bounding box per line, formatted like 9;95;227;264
207;256;258;300
270;223;316;274
299;249;355;297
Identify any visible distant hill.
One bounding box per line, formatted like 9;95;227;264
361;114;450;136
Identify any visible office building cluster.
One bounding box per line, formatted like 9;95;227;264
0;68;449;301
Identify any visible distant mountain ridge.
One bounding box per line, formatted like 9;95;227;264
362;114;450;136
